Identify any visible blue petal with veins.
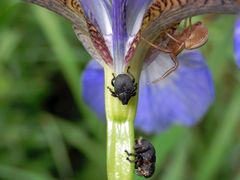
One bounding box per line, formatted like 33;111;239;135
112;0;128;73
234;17;240;68
81;51;215;133
79;0;112;34
79;0;153;72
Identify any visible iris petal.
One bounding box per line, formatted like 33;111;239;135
126;0;153;35
141;52;176;84
112;0;128;73
81;51;214;133
81;61;105;120
79;0;112;35
234;17;240;68
135;51;215;133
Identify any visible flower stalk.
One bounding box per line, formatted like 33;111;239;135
104;35;153;179
104;64;138;180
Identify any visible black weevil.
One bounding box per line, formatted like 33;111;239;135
125;138;156;178
107;66;137;105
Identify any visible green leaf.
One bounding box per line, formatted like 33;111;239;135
195;86;240;180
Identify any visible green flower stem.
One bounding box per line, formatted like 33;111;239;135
106;119;134;180
104;37;152;180
104;64;138;180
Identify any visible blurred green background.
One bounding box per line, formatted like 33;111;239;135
0;1;240;180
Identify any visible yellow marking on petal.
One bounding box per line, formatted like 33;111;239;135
141;0;187;30
64;0;84;17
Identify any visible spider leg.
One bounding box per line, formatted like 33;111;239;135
165;32;181;45
184;17;193;39
141;36;172;53
162;53;179;78
152;54;179;83
189;17;192;30
184;18;188;28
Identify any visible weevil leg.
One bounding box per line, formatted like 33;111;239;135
111;73;116;87
125;150;135;157
127;66;131;73
125;150;137;164
135;155;144;168
126;155;143;167
131;92;136;97
107;87;117;97
133;83;138;91
134;83;138;88
126;157;136;163
131;84;137;96
126;66;136;84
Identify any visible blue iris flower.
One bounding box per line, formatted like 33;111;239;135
83;14;240;133
25;0;239;134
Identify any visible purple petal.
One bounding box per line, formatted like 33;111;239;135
79;0;112;34
112;0;128;73
135;51;215;133
234;17;240;68
81;61;105;120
